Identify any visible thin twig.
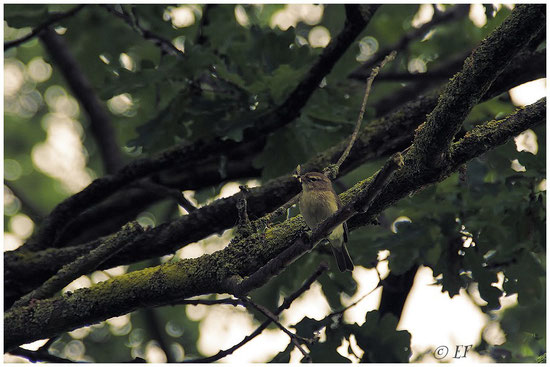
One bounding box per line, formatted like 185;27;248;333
21;5;378;254
136;178;197;213
325;51;396;180
230;154;403;296
184;263;328;363
236;186;251;228
239;296;312;362
10;347;77;363
327;283;381;319
4;5;86;51
175;297;246;307
12;222;144;309
256;194;300;227
413;4;545;166
100;4;185;58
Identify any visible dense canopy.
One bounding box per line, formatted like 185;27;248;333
4;4;546;363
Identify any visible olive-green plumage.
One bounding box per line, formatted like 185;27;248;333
299;172;354;272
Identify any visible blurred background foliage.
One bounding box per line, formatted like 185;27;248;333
4;3;545;363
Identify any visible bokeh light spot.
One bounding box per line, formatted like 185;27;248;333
514;129;538;154
107;93;134;115
4;59;25;96
308;26;330;48
407;58;427;74
235;5;249;27
4;159;22;181
165;320;184;337
9;213;34;239
357;36;378;62
119;53;135;71
509;78;546;107
4;232;23;251
169;6;196;28
412;4;434;28
146;341;167;363
64;340;86;360
469;4;487;28
27;57;52;82
170;343;185;362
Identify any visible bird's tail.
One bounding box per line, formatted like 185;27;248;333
331;243;354;272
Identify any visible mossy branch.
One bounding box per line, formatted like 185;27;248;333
23;4;378;254
5;98;544;350
413;4;545;165
11;222;143;309
5;47;545;306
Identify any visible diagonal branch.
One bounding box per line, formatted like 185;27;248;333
52;44;545;249
39;28;124;174
21;5;378;254
412;4;545;166
5;45;544;307
11;222;143;309
184;263;327;363
4;5;86;50
239;296;312;361
228;154;403;296
325;50;396;179
5;98;544;350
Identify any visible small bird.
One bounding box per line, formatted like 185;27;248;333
299;171;354;272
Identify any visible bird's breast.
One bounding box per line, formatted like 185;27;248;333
299;190;339;228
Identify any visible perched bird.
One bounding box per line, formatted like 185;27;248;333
299;171;354;272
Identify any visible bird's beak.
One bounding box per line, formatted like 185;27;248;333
293;173;302;183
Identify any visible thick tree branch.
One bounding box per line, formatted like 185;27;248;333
185;263;327;363
378;264;419;319
252;5;379;137
228;154;403;296
11;222;143;309
48;45;546;249
4;5;86;50
5;98;544;350
22;5;378;253
413;4;545;165
5;46;544;307
39;28;124;175
373;48;545;117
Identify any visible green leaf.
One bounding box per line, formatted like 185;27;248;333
306;323;352;363
253;125;309;180
292;316;328;338
5;4;49;28
269;342;293;363
351;311;412;362
463;249;502;311
504;251;544;305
